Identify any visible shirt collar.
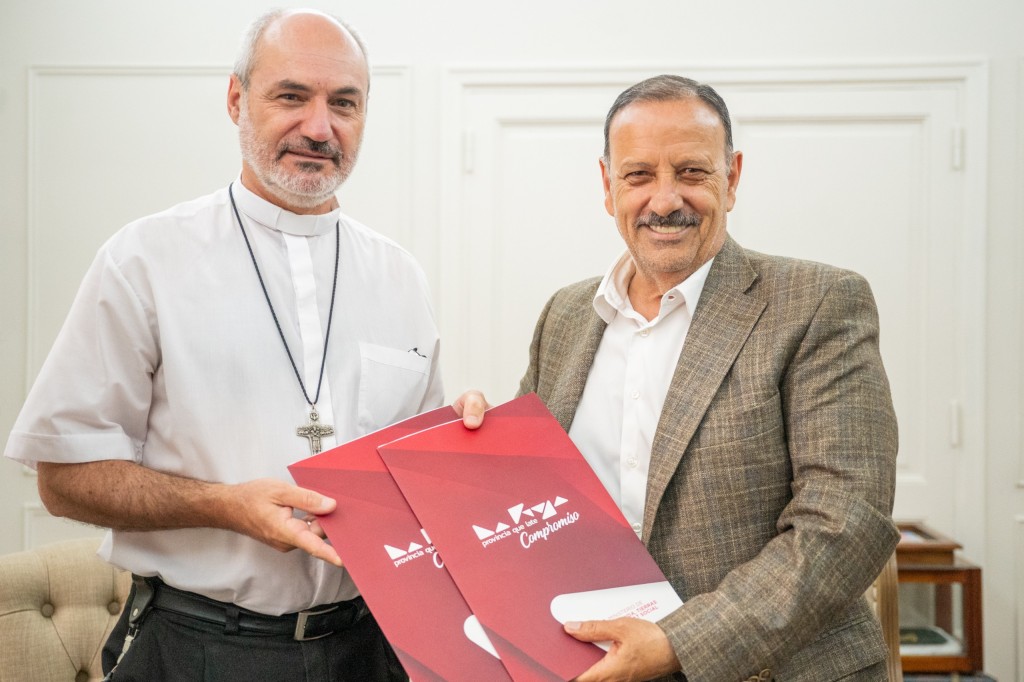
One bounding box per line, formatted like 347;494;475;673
232;178;342;237
593;250;715;324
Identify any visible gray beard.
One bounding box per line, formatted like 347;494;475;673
237;106;354;210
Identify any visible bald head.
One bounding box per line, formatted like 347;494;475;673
233;9;369;90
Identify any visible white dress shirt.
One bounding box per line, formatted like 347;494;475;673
568;252;713;539
5;180;444;614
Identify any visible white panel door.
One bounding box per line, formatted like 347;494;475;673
724;82;970;536
439;80;620;401
441;64;986;544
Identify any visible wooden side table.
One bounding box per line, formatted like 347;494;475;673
897;558;984;674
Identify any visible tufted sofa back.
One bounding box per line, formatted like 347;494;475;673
0;537;131;682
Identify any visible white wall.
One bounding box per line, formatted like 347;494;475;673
1;1;1021;678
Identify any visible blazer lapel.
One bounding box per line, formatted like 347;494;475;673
643;236;767;537
546;290;606;432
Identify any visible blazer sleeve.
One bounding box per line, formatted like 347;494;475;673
517;293;552;397
656;272;899;681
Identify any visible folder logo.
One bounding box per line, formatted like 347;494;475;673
472;522;511;541
385;528;442;568
384;541;423;560
473;496;570;548
507;497;568;524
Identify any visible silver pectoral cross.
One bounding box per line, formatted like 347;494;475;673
297;408;334;455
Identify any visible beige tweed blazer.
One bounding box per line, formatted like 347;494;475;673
517;236;899;682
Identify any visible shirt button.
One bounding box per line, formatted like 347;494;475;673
627;457;638;468
631;390;640;400
631;522;642;536
640;329;650;337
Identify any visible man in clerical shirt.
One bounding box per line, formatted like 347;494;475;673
5;9;455;681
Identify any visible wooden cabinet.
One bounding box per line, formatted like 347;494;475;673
896;523;984;674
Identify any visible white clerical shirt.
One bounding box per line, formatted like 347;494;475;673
568;252;713;539
5;180;444;614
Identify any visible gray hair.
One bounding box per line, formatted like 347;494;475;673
603;75;733;166
232;8;369;89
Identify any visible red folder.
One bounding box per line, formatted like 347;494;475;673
290;395;681;681
378;394;682;681
288;407;512;682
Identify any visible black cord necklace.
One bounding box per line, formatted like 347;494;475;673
228;183;339;455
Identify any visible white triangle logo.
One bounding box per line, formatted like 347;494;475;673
473;525;494;540
384;544;407;560
407;542;423;552
554;496;568;507
508;503;525;524
542;500;557;519
495;522;510;533
532;503;546;514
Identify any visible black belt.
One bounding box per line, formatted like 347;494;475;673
137;576;368;641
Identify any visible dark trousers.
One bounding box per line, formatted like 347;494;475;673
102;583;407;682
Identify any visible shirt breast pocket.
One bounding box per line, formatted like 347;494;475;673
357;342;431;431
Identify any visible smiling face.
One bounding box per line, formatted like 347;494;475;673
601;97;742;302
227;11;368;214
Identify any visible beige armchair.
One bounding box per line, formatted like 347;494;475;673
0;538;130;682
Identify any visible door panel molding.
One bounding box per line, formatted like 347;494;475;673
440;60;987;555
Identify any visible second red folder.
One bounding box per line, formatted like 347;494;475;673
378;393;682;682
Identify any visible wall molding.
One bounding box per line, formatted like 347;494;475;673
25;65;229;390
440;59;988;549
1015;515;1024;677
22;501;105;551
442;58;988;86
22;501;47;550
1017;57;1024;490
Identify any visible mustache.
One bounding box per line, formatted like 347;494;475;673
635;210;702;229
277;138;342;165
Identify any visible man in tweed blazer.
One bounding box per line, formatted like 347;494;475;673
460;75;898;681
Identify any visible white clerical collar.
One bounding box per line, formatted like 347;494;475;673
232;178;342;237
